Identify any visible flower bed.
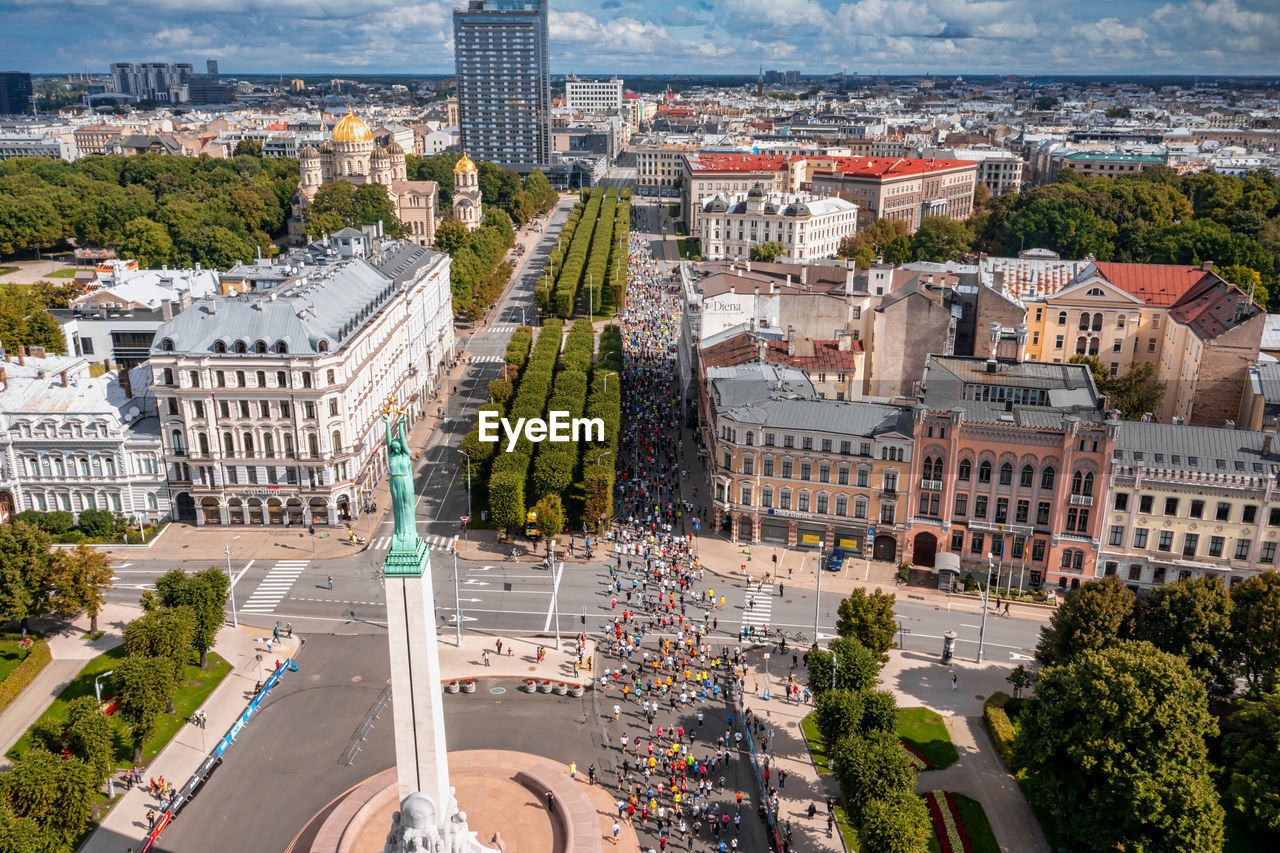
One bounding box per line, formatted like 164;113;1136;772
901;741;933;770
945;791;976;853
924;790;976;853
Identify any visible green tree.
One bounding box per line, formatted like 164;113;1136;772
523;169;557;213
532;494;565;542
113;654;178;763
75;508;116;539
973;180;992;211
0;521;55;626
62;696;115;785
1007;664;1034;699
352;182;408;237
860;789;932;853
806;638;880;698
1231;570;1280;693
1033;95;1059;111
147;567;229;669
832;729;917;820
814;689;864;749
1224;689;1280;832
46;544;113;634
834;588;897;661
1016;641;1224;853
115;216;173;266
0;748;97;850
910;216;972;262
303;180;356;236
1035;575;1136;667
860;689;899;735
1106;106;1133;119
1218;263;1269;310
749;241;785;262
1004;195;1116;260
433;218;470;255
233;138;263;157
0;806;49;853
1139;576;1236;696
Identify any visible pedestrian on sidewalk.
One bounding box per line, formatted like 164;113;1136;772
147;809;156;831
496;638;504;655
483;650;490;667
569;761;577;780
952;673;958;690
327;575;333;590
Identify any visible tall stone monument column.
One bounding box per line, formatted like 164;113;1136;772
379;398;494;853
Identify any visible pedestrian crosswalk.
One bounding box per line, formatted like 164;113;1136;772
741;585;774;629
469;355;505;363
488;324;518;333
240;560;308;614
369;534;457;553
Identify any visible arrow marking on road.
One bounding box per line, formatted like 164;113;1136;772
463;580;490;586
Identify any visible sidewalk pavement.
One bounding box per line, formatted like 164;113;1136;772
435;631;596;686
82;621;302;853
739;662;844;853
0;602;130;768
881;650;1050;853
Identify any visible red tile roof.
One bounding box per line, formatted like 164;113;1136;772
765;338;864;369
1092;262;1211;308
686;152;791;173
813;156;977;179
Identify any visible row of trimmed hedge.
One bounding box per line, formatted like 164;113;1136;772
550;189;603;316
601;196;630;313
463;325;535;468
530;320;596;502
488;319;565;528
580;326;623;525
583;188;618;315
0;640;52;715
983;691;1017;768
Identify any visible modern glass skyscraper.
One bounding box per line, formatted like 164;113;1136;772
452;0;550;171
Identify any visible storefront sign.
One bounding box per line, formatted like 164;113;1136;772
233;489;298;499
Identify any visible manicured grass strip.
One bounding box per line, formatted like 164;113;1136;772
0;640;31;683
45;268;78;278
833;803;858;848
0;641;51;713
898;706;959;770
6;645;231;767
952;793;999;853
800;712;833;774
0;266;18;277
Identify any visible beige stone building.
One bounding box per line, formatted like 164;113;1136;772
699;184;858;263
288;110;440;248
1101;422;1280;592
809;156;978;233
702;363;911;561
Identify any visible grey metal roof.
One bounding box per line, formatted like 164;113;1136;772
707;364;814;409
1114;421;1280;478
920;355;1107;425
152;251;426;357
723;398;913;438
1256;361;1280;404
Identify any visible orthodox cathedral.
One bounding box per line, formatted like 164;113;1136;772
288;110;484;247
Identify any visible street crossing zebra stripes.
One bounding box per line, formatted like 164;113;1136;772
469;355;505;363
741;585;774;629
488;324;517;333
240;560;308;614
369;534;457;553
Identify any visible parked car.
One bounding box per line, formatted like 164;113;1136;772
825;549;846;572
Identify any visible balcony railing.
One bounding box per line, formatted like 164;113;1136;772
921;479;943;491
1069;494;1094;507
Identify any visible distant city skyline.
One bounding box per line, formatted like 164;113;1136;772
4;0;1280;77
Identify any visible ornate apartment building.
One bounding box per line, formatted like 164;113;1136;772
1101;423;1280;592
903;354;1117;592
149;230;453;527
0;350;168;525
702;363;912;562
700;184;858;263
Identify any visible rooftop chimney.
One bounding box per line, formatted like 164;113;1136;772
161;298;173;321
1200;260;1214;271
60;370;68;388
745;260;752;272
800;266;808;287
1263;433;1273;457
119;367;133;399
29;346;46;359
1;367;6;391
17;345;25;366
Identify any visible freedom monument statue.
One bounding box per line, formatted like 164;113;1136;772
379;397;495;853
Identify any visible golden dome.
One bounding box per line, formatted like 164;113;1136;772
455;152;477;174
332;109;373;143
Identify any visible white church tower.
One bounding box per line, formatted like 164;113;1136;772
452;153;482;232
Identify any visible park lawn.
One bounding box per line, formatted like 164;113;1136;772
45;268;77;278
898;706;959;770
677;237;700;258
800;712;833;774
6;645;231;768
0;266;17;277
0;641;31;683
833;803;859;849
952;793;999;853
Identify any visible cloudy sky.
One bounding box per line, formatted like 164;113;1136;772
4;0;1279;76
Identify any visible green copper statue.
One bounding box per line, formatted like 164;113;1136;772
382;397;420;552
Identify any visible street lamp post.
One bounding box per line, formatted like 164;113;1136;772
813;552;823;644
552;558;563;651
453;544;462;647
465;453;473;541
225;535;242;628
977;553;995;663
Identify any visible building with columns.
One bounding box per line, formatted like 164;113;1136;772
702;363;912;562
0;350;169;526
699;184;858;263
452;153;483;231
149;230;453;527
903;352;1116;592
289;110;440;248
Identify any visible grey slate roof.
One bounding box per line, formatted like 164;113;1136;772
152;240;445;356
707;364;814;409
724;398;913;438
920;355;1107;425
1114;421;1280;479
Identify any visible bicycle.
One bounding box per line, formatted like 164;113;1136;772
791;632;809;645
